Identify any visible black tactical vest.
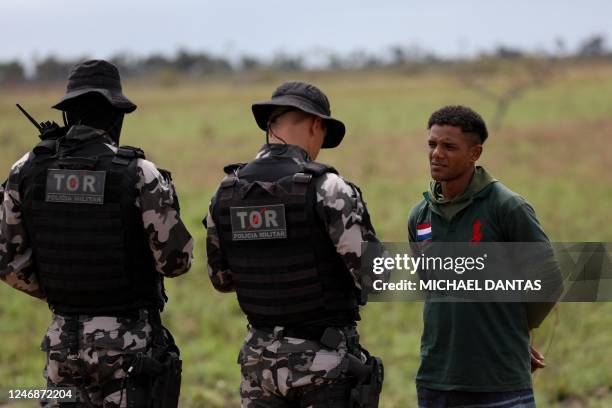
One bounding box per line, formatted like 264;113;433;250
18;132;163;314
212;154;360;328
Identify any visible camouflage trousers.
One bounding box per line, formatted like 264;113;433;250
40;310;152;408
238;326;361;408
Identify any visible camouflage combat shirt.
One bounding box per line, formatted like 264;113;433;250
0;125;194;300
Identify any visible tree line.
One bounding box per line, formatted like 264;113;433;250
1;35;610;85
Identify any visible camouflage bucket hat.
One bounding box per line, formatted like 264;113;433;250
252;81;346;148
52;59;137;113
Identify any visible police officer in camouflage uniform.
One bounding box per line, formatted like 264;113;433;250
205;81;384;407
0;59;194;407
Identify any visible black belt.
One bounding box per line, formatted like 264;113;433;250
253;325;358;343
253;325;330;341
55;308;148;320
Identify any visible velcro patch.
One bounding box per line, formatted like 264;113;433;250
230;204;287;241
45;169;106;205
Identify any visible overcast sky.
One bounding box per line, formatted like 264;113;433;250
1;0;610;65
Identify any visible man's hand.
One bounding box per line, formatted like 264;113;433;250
39;121;66;140
530;346;546;373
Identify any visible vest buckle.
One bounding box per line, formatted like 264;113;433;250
293;173;312;184
220;176;237;188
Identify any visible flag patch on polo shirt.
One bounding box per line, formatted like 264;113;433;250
417;222;432;241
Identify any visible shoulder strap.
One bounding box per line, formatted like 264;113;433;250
33;139;58;156
11;151;41;191
293;161;339;185
223;162;246;175
218;175;237;201
301;162;338;176
217;163;246;202
112;145;146;166
291;161;338;195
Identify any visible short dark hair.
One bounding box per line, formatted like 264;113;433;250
427;105;488;144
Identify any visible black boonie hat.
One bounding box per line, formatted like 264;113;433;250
252;81;346;148
52;59;136;113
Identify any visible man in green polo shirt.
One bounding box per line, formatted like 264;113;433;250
408;105;554;407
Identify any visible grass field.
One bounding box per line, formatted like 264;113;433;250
1;62;611;407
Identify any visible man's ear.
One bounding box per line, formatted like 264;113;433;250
312;117;327;136
309;117;319;133
470;144;483;162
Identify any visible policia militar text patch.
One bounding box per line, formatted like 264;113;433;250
45;169;106;205
230;204;287;240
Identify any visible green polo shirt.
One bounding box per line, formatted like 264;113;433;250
408;167;550;392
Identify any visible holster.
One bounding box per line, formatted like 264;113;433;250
126;310;182;408
320;328;384;408
150;351;182;408
348;353;384;408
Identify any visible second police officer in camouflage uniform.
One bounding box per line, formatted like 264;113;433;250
205;81;384;407
0;60;193;407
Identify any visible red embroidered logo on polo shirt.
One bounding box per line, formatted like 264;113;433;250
471;219;483;243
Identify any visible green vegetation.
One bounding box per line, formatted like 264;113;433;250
1;63;611;407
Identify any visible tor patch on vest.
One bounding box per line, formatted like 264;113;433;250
230;204;287;240
45;169;106;205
